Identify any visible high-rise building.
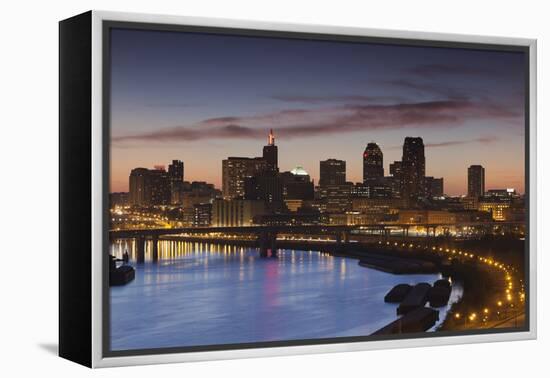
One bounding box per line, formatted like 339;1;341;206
387;160;404;197
352;182;393;199
148;168;171;205
389;161;402;177
222;157;267;199
262;129;278;173
168;160;184;204
363;142;384;183
280;166;314;200
179;181;221;209
168;160;184;182
222;130;278;199
425;176;444;197
319;159;346;186
129;168;149;206
129;167;170;206
318;183;353;213
400;137;426;201
468;165;485;198
244;174;284;211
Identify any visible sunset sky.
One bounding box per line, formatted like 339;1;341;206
109;27;526;195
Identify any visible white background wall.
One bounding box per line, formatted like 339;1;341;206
0;0;547;376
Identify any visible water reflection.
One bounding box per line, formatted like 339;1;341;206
110;239;462;351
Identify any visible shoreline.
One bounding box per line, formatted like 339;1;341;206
112;235;525;333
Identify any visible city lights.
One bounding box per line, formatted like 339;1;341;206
110;132;526;334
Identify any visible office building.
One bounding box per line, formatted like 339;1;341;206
425;176;444;197
363;142;384;183
280;166;314;200
467;165;485;198
193;203;212;227
400;137;426;201
262;129;278;173
319;159;346;186
212;199;267;226
222;157;267;199
129;167;170;206
318;183;353;213
168;160;184;182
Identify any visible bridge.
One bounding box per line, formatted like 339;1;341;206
110;222;523;263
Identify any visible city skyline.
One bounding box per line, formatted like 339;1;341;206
113;133;523;196
109;28;526;195
106;26;528;350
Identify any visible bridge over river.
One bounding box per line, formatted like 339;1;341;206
110;222;523;263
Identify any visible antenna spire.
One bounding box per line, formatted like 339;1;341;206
268;129;275;145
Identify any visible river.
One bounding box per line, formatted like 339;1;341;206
110;239;462;351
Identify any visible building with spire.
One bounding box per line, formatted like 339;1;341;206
262;128;278;173
223;130;282;209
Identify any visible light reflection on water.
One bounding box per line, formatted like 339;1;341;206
110;239;462;351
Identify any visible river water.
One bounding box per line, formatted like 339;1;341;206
110;240;462;351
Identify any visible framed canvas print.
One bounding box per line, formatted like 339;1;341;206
59;10;537;368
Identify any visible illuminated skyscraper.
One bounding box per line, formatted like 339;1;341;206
168;159;184;183
468;165;485;198
222;130;278;199
400;137;426;201
363;142;384;183
222;157;267;199
129;168;149;206
129;167;170;206
168;159;184;204
262;129;278;173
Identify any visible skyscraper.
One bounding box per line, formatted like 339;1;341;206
262;129;278;173
280;167;314;200
319;159;346;186
129;167;170;206
425;176;444;197
468;165;485;198
168;160;184;204
400;137;426;201
222;130;278;199
129;168;149;206
363;142;384;183
222;157;267;199
168;160;184;182
244;174;284;211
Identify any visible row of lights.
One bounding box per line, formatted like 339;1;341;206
378;239;524;329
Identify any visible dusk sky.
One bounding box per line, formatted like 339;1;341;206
109;28;526;195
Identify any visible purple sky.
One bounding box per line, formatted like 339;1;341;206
109;28;526;195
